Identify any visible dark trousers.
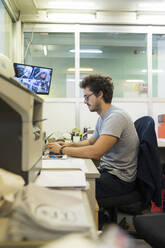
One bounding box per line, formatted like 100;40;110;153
96;169;136;200
96;169;136;229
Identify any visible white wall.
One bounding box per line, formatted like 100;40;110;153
79;102;98;130
43;100;76;138
43;100;151;138
113;102;148;122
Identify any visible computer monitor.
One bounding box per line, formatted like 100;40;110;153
13;63;53;95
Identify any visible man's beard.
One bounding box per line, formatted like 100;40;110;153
87;102;100;112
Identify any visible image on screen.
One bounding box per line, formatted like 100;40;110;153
13;63;53;94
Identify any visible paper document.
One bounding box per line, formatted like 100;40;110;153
35;170;87;189
42;158;88;173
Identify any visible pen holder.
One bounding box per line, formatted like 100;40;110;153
73;136;80;142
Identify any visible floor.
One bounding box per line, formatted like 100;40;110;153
99;212;153;248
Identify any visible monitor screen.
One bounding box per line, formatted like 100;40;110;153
13;63;53;94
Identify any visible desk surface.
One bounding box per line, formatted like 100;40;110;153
42;157;100;179
39;157;100;221
158;141;165;147
83;158;100;179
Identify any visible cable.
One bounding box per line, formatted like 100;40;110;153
24;31;34;59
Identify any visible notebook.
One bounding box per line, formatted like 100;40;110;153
35;170;87;189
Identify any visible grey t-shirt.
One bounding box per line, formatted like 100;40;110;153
93;105;139;182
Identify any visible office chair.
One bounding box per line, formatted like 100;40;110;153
97;116;162;230
133;213;165;248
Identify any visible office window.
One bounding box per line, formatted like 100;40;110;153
24;32;75;98
152;34;165;98
0;0;13;58
80;33;147;98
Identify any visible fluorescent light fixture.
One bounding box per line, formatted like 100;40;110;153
43;45;47;56
69;49;103;54
48;1;95;9
142;69;164;73
126;80;144;83
153;69;164;73
67;79;75;82
67;67;94;72
66;78;83;82
141;69;147;73
48;12;95;21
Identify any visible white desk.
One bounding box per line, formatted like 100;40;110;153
158;141;165;147
41;157;100;220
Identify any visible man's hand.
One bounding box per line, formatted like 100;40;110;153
56;141;72;147
56;141;65;146
46;142;62;154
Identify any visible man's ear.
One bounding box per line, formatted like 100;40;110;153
97;90;103;98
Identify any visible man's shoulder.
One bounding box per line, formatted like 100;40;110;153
108;105;127;118
106;106;132;126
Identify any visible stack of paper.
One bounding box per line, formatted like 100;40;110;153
35;170;87;189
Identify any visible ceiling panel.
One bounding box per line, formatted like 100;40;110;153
13;0;165;13
10;0;165;24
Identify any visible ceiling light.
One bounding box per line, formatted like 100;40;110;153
152;69;164;73
141;69;147;73
66;78;83;82
126;80;144;83
67;68;94;72
67;79;75;82
43;45;47;56
48;1;95;9
69;49;103;54
142;69;163;73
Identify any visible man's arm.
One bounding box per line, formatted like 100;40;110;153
66;136;95;147
47;135;117;159
56;136;95;147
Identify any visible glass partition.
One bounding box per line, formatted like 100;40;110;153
80;33;148;98
24;32;75;98
23;27;165;100
22;24;165;134
152;34;165;98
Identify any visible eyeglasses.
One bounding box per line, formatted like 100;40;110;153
83;93;95;101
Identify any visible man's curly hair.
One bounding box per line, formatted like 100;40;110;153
80;74;114;103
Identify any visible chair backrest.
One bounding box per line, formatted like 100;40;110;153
134;116;162;207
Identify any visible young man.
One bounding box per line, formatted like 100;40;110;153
46;74;139;199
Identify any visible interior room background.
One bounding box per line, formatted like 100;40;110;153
1;0;165;139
